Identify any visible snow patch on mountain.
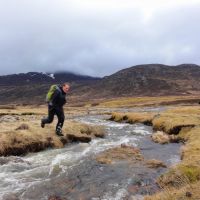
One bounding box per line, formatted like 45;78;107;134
41;72;55;79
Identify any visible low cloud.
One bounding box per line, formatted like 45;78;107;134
0;0;200;77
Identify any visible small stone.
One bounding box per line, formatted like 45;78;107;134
185;191;192;197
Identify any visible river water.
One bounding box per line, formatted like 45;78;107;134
0;113;181;200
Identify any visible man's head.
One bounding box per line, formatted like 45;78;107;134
62;83;70;93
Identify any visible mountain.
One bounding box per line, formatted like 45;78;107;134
0;71;100;104
91;64;200;97
0;71;99;86
0;64;200;104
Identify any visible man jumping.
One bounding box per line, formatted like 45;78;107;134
41;83;70;136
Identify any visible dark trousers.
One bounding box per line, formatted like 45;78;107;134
42;105;65;131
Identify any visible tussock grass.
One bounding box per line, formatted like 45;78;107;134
145;159;167;168
64;120;105;138
110;112;156;125
145;180;200;200
148;108;200;199
110;106;200;135
110;112;127;122
99;96;200;108
0;105;16;109
151;131;171;144
0;104;106;156
152;113;199;134
0;118;105;156
0;105;46;116
151;106;200;134
165;106;200;115
96;145;143;164
0;105;95;118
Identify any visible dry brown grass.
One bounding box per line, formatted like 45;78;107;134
152;113;200;134
145;107;200;200
64;120;105;138
110;112;156;125
145;180;200;200
179;126;200;167
0;104;92;118
0;109;105;156
145;159;167;168
0;105;46;116
0;105;16;109
151;131;171;144
151;131;181;144
96;145;143;164
110;106;200;135
99;96;200;108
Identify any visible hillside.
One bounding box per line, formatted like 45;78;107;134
90;64;200;97
0;71;99;85
0;72;100;104
0;64;200;104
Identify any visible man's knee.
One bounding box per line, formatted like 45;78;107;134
44;116;54;124
48;117;54;123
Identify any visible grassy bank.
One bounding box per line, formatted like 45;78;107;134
1;95;199;117
98;95;200;108
110;106;200;199
0;109;105;156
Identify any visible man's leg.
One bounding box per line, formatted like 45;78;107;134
41;106;55;128
55;107;65;136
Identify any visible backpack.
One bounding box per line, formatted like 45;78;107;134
46;84;59;102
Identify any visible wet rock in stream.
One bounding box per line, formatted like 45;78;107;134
0;156;30;166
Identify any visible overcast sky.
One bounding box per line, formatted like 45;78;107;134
0;0;200;77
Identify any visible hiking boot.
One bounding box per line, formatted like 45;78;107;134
56;129;64;136
41;120;45;128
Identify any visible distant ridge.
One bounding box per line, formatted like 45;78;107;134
0;71;100;86
0;64;200;104
93;63;200;97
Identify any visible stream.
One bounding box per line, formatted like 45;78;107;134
0;113;181;200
